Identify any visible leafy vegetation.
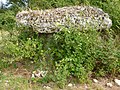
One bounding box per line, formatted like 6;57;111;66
0;0;120;88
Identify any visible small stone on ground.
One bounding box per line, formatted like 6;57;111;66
114;79;120;86
93;79;98;83
68;83;73;87
106;82;113;87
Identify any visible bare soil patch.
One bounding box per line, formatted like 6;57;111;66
1;62;120;90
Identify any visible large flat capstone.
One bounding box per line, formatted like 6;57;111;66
16;6;112;33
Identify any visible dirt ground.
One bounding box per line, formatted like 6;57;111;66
1;62;120;90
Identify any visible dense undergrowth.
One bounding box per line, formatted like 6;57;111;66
0;0;120;88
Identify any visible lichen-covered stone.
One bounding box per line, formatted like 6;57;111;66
16;6;112;33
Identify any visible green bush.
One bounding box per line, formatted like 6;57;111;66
0;10;16;32
1;32;43;62
48;26;119;86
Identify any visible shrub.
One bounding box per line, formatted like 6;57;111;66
1;31;44;63
48;26;120;86
0;10;16;32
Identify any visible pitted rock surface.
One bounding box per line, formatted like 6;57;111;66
16;6;112;33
